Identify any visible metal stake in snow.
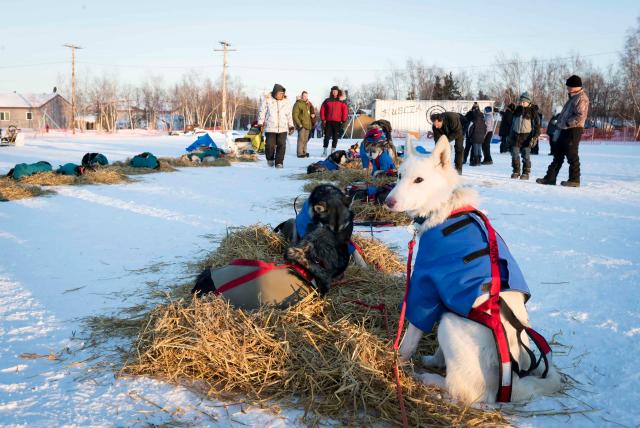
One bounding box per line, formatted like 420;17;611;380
63;43;82;135
215;41;236;132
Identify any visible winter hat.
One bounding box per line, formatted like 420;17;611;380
566;75;582;88
331;85;339;91
519;92;532;103
484;106;493;113
365;127;387;143
507;103;516;111
271;83;286;98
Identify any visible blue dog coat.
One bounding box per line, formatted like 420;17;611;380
406;212;529;333
371;150;396;176
295;200;356;254
320;159;339;171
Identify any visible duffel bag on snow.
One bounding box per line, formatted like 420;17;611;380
192;259;315;311
130;152;159;169
194;148;221;159
56;163;85;176
7;161;53;180
81;152;109;167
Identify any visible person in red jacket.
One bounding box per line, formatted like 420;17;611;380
320;85;348;156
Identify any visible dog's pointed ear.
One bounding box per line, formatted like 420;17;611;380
432;135;451;168
313;202;327;214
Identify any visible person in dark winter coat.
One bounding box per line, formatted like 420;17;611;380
530;111;543;155
546;109;561;156
499;104;515;153
320;86;348;156
464;104;487;166
258;83;294;168
430;111;465;174
482;106;494;164
509;92;540;180
537;75;590;187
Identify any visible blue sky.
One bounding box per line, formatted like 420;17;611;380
1;0;637;105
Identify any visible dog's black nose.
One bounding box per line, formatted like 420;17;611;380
385;197;396;209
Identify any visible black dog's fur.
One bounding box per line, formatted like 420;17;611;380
285;219;353;296
306;150;347;174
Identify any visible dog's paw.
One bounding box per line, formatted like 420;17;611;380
286;246;307;264
421;354;446;369
414;371;446;388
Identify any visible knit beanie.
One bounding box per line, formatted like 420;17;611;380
365;127;387;143
566;75;583;88
519;91;532;103
331;85;339;91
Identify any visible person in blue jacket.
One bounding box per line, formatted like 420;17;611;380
364;127;397;177
407;212;530;333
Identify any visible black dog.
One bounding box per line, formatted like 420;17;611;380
306;150;348;174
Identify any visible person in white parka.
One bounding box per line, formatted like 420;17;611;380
258;83;294;168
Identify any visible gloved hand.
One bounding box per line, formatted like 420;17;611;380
288;126;295;136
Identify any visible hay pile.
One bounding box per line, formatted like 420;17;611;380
352;200;413;226
0;177;54;201
16;169;129;187
123;225;506;426
19;172;76;186
351;234;405;274
110;159;177;175
229;153;259;162
77;168;129;185
158;156;232;168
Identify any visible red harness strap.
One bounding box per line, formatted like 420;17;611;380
213;259;313;295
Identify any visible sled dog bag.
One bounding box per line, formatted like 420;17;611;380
130;152;159;169
210;259;314;311
56;163;84;176
9;161;53;180
82;153;109;167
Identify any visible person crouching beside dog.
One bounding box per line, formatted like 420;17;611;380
306;150;348;174
430;112;465;174
509;92;541;180
365;127;397;177
258;83;295;168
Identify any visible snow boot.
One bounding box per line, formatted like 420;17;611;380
536;177;556;185
275;164;284;169
520;173;529;180
560;180;580;187
322;148;328;156
511;173;520;179
481;160;493;165
267;160;275;167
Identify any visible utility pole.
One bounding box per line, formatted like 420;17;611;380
64;44;82;134
214;41;236;131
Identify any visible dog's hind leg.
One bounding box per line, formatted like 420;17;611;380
399;322;424;361
351;250;368;268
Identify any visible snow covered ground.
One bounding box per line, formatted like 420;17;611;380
0;133;638;427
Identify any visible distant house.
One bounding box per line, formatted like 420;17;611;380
0;92;71;129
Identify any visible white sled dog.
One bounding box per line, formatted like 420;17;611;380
384;135;562;404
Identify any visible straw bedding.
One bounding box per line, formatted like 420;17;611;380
17;169;129;186
158;156;232;168
122;224;506;426
110;159;177;175
351;200;413;226
0;177;54;201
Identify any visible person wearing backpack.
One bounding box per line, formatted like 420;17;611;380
258;83;295;168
